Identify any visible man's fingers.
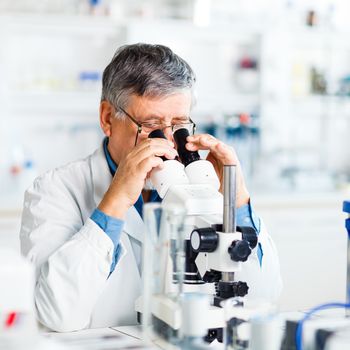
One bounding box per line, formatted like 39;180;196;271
137;155;164;175
133;138;176;159
186;134;218;150
186;134;237;165
138;144;178;161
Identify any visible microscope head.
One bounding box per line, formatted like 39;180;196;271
148;127;219;198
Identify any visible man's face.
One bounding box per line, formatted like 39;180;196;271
107;91;192;164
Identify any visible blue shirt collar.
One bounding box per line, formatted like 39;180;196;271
103;138;117;176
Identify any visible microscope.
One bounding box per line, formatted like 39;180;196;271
136;127;258;344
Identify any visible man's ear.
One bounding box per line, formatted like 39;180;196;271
100;101;115;137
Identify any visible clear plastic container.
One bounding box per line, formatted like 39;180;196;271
141;202;187;345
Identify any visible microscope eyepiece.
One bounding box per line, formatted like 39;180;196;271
173;128;200;167
149;129;166;140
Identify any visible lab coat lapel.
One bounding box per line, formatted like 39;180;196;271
90;144;145;243
123;206;144;243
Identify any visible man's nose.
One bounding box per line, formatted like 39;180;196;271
163;127;174;144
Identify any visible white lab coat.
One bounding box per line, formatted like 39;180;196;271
20;144;282;332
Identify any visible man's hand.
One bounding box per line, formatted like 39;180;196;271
98;138;177;219
186;134;250;208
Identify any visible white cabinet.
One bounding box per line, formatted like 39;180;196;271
255;192;348;311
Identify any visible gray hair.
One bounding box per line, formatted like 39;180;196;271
101;43;196;116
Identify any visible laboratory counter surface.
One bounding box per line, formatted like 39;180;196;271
44;325;222;350
2;311;347;349
44;325;205;350
41;311;305;350
42;325;192;350
43;326;158;350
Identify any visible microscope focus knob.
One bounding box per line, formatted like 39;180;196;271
234;281;249;297
190;228;218;253
228;240;251;262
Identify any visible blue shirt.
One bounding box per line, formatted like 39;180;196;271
91;138;263;273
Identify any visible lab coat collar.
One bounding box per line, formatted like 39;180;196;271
90;144;145;243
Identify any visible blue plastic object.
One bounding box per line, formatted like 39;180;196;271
343;201;350;238
346;218;350;234
89;0;101;6
79;71;101;82
343;200;350;214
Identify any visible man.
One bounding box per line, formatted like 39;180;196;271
20;43;282;332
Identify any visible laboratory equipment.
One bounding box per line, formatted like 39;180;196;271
345;200;350;306
180;293;220;350
136;128;258;345
140;202;187;345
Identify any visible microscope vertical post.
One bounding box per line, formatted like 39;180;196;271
222;165;237;283
223;165;237;233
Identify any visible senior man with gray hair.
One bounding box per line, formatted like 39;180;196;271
20;43;282;332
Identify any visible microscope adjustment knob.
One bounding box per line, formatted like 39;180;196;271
228;240;251;262
234;281;249;297
190;228;218;253
217;281;249;298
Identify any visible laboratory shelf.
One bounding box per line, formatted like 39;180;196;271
0;13;125;37
193;92;260;115
3;90;101;116
288;26;350;50
289;95;350;118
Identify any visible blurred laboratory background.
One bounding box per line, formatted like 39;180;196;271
0;0;349;313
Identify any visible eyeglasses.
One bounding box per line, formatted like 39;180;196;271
117;106;196;146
